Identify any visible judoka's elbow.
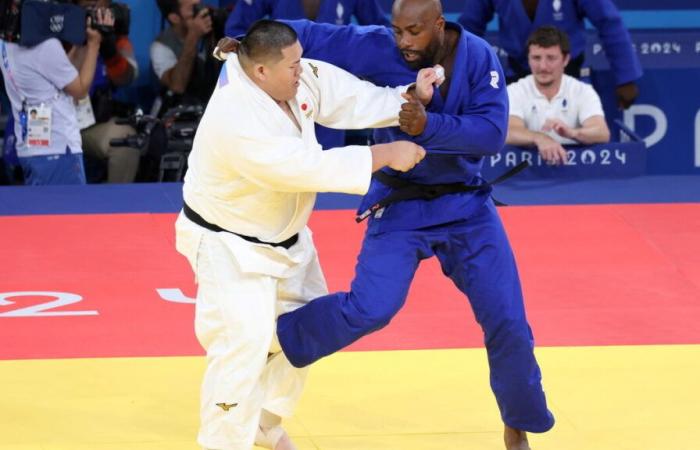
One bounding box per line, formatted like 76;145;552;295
477;125;507;156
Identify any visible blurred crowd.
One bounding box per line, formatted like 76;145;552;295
0;0;641;186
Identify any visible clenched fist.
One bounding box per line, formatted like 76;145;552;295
398;96;427;136
371;141;426;172
213;36;240;60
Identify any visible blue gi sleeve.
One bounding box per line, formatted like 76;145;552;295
413;40;508;156
457;0;495;37
353;0;390;26
284;19;395;77
224;0;272;37
578;0;642;85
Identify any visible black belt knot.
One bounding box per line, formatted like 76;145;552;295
356;161;529;223
183;203;298;249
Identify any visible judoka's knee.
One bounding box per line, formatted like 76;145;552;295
344;292;403;333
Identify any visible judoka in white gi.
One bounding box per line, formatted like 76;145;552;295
174;20;427;450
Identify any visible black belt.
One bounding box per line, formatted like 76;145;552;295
183;203;298;249
356;161;529;223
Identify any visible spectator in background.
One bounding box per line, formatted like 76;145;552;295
0;4;104;185
74;0;141;183
225;0;390;37
506;26;610;165
458;0;642;109
224;0;391;151
151;0;223;113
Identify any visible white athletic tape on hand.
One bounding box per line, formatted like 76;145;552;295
212;46;228;61
434;65;445;86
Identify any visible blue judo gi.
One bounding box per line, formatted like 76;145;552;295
276;20;555;433
225;0;390;150
458;0;642;86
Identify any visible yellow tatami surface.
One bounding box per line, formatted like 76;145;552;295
1;345;698;450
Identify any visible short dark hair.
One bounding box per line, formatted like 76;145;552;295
526;26;570;56
156;0;179;19
239;20;298;64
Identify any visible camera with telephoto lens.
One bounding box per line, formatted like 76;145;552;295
160;103;204;153
110;104;204;181
2;0;86;45
88;2;130;36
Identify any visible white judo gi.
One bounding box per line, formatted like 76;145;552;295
175;54;407;449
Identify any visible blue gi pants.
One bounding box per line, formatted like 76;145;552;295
278;200;555;432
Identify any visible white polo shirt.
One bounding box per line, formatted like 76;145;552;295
507;74;605;145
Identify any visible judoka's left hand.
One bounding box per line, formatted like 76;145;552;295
410;67;441;105
399;96;427;136
213;37;240;61
615;82;639;110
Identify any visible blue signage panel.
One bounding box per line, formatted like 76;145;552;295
485;29;700;175
586;30;700;70
482;143;647;179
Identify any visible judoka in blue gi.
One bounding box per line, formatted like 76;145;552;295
458;0;642;109
234;0;554;448
225;0;391;151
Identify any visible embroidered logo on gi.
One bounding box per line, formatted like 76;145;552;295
301;102;313;118
489;70;500;89
336;3;345;24
552;0;564;21
308;62;319;78
216;402;238;411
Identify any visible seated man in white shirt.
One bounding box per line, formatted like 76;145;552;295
506;26;610;165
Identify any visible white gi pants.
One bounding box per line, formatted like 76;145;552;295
175;214;327;449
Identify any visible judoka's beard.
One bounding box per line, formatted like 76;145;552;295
401;50;433;70
400;39;440;70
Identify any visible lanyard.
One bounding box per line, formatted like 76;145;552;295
1;40;25;104
2;40;29;139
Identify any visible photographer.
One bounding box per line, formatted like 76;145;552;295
0;0;102;185
72;0;140;183
151;0;223;113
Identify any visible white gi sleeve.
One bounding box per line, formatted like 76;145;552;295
226;134;372;195
209;92;372;195
301;58;406;130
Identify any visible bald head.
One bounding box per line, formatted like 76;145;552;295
392;0;442;22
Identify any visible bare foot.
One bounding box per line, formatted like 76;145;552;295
273;430;297;450
255;425;297;450
504;425;531;450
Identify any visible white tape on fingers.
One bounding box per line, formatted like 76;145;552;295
434;65;445;86
212;46;228;61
